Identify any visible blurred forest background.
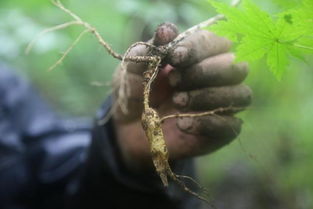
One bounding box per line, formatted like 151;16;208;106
0;0;312;208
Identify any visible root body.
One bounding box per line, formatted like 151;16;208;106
142;107;171;186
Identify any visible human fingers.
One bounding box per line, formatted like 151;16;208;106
166;30;231;67
162;115;241;158
168;53;248;90
113;23;179;122
172;84;252;112
176;114;242;140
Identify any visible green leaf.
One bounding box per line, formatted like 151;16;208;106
287;45;307;62
266;42;289;80
209;20;239;42
236;36;272;62
207;0;313;80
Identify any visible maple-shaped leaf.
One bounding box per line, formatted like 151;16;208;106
300;0;313;32
208;0;312;80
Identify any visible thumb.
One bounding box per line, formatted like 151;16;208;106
152;22;179;46
126;22;179;75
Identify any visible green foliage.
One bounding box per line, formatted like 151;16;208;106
208;0;313;80
272;0;298;10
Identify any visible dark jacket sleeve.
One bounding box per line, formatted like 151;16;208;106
0;65;91;209
0;65;199;209
69;97;200;209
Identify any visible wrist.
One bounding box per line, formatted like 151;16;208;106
113;116;155;171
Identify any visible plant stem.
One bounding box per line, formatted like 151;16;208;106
293;43;313;51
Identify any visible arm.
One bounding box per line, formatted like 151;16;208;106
85;23;252;208
67;24;252;209
69;97;195;209
0;66;195;209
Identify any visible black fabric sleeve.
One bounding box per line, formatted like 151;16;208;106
0;64;200;209
0;65;91;209
68;96;200;209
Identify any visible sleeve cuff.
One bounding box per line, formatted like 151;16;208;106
88;95;200;208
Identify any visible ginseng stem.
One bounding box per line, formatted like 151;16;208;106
143;59;161;110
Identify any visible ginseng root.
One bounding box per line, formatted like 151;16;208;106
140;58;242;207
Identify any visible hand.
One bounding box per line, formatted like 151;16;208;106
112;23;252;169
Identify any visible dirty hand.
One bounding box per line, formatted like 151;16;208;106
112;23;252;168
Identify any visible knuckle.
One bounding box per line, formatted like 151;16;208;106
168;46;189;66
128;44;149;56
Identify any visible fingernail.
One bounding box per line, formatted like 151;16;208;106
243;86;253;105
173;92;189;107
238;62;249;74
177;117;194;132
170;46;188;66
168;70;181;87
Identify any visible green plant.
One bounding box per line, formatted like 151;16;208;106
208;0;312;80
